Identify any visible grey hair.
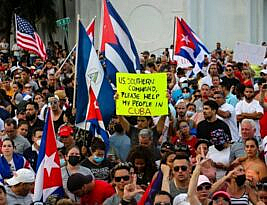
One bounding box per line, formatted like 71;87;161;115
138;128;153;139
241;119;256;130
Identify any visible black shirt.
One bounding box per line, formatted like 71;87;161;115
197;119;232;143
80;158;114;182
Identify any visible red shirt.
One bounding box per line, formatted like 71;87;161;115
80;180;115;205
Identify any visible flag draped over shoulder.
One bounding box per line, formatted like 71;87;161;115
99;0;140;84
174;17;209;76
75;20;114;150
15;15;47;61
33;107;64;202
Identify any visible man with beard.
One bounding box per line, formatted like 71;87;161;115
236;86;263;138
25;101;44;143
197;100;231;143
109;117;131;162
4;118;30;154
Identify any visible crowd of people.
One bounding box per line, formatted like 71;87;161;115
0;37;267;205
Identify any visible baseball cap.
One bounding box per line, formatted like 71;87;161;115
260;69;267;75
58;124;74;137
173;193;189;205
212;191;231;203
197;175;211;187
6;168;35;186
67;173;93;193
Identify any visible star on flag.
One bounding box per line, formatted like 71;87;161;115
44;152;60;177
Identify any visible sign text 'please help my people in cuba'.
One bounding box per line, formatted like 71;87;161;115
116;73;168;116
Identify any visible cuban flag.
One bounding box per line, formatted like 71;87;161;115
75;20;114;151
138;170;163;205
86;16;96;44
33;107;64;202
174;17;209;76
99;0;140;85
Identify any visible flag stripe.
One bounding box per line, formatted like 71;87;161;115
15;15;47;61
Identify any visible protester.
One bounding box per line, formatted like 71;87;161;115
67;173;115;205
61;145;94;202
0;138;32;182
5;168;35;205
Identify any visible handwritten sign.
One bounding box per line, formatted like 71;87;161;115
116;73;168;116
233;41;266;65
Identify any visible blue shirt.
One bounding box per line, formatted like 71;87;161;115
109;132;131;162
226;92;238;107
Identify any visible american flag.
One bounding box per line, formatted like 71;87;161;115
15;15;47;61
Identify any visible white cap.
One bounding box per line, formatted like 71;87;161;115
260;69;267;75
173;193;190;205
6;168;35;186
197;175;211;187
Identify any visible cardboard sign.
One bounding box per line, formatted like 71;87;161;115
116;73;168;116
233;41;266;65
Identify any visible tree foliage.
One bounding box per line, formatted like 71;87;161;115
0;0;57;41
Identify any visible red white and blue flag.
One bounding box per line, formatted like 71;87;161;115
86;16;96;45
138;170;163;205
75;20;114;150
99;0;140;84
33;107;64;202
174;17;209;76
15;15;47;61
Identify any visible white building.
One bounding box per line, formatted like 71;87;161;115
45;0;266;54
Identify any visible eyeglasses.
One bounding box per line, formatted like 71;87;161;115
173;165;188;172
197;184;211;191
155;203;171;205
114;175;130;182
137;119;146;122
213;197;229;204
195;95;201;98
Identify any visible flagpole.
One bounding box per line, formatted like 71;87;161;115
57;45;76;72
73;14;80;109
14;14;18;44
172;16;177;61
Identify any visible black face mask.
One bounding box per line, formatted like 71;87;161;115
214;144;225;151
235;174;246;186
114;124;123;133
68;156;80;166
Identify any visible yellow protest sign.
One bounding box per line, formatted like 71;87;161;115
116;73;168;116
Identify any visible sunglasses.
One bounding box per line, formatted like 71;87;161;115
195;95;201;98
225;69;232;72
197;184;211;191
173;165;188;172
49;100;58;105
114;175;130;182
155;203;171;205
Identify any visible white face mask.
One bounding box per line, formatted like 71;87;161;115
37;139;41;146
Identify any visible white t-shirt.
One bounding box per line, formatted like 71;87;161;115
207;145;231;180
217;103;239;142
235;99;264;137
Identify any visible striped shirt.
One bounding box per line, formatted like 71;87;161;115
231;192;249;205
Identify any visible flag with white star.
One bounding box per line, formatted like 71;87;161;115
15;14;47;61
33;107;64;202
173;17;209;76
